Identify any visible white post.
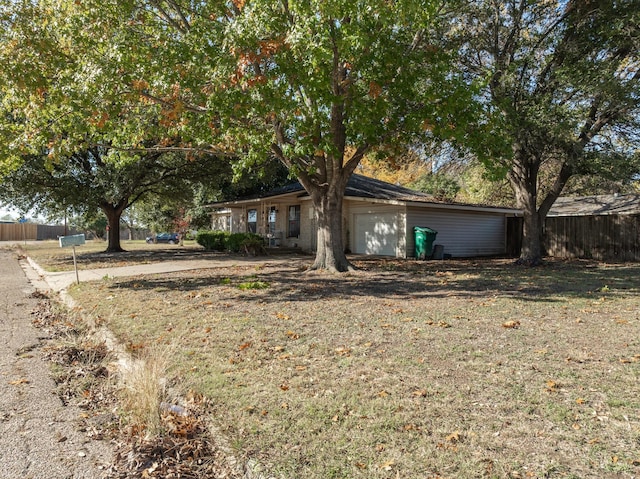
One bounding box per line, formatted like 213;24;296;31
72;245;79;285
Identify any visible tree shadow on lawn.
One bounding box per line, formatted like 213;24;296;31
107;257;640;303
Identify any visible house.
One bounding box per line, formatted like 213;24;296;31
208;174;521;258
545;194;640;261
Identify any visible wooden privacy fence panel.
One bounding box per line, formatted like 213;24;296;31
0;223;38;241
545;215;640;261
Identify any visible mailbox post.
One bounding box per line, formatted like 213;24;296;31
58;234;86;285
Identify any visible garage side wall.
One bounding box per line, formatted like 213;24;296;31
406;208;507;258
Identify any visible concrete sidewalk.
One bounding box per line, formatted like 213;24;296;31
27;254;305;293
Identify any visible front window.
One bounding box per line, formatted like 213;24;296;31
247;209;257;233
268;207;276;236
288;205;300;238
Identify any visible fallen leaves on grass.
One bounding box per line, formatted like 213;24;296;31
502;320;520;329
545;380;560;392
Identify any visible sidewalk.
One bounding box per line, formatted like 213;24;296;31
27;254;304;293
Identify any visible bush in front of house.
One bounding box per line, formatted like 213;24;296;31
196;231;264;254
196;230;228;251
227;232;264;253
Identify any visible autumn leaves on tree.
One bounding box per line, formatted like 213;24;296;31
0;0;638;267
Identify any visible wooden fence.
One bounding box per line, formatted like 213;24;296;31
544;215;640;261
0;223;37;241
0;223;76;241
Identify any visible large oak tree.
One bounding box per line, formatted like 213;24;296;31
448;0;640;264
52;0;464;272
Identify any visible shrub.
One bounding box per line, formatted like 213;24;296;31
197;231;265;254
196;231;228;251
227;232;249;252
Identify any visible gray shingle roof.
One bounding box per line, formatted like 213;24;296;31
238;174;434;202
548;194;640;217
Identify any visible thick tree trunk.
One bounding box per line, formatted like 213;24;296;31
101;205;125;253
308;182;354;273
509;151;544;265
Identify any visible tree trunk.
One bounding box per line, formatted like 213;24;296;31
101;205;125;253
509;152;544;265
308;182;354;273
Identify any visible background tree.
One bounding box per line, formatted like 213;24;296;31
448;0;640;264
0;148;227;251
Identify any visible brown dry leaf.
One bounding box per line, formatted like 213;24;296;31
238;341;252;351
446;430;462;443
438;321;451;328
377;390;389;397
355;462;367;470
413;389;428;397
9;378;29;385
378;459;395;471
572;423;581;430
276;312;290;320
545;380;559;392
335;347;351;356
204;327;212;333
576;398;586;405
279;384;290;391
502;320;520;329
286;330;299;340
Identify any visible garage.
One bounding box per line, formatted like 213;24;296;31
354;212;398;256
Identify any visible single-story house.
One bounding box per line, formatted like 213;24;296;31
208;174;521;259
545;193;640;261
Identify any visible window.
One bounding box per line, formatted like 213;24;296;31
268;206;277;236
247;209;257;233
288;205;300;238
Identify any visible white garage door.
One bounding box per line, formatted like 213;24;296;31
354;213;398;256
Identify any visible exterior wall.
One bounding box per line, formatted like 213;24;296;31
406;207;508;258
213;199;512;258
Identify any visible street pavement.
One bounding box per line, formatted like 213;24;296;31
0;248;112;479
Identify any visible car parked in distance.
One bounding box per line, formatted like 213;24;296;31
146;233;180;244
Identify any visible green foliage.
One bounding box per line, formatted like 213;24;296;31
196;231;228;251
237;280;269;290
227;233;263;254
196;231;264;254
409;173;460;202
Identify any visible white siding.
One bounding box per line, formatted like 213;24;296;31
406;208;507;258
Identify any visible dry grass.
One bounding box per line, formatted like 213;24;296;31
67;257;640;479
118;344;175;437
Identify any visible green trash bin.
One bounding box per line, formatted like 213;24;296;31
414;226;437;260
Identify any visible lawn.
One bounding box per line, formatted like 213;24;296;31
63;254;640;479
19;239;206;272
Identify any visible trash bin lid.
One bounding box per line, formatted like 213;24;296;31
413;226;437;234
